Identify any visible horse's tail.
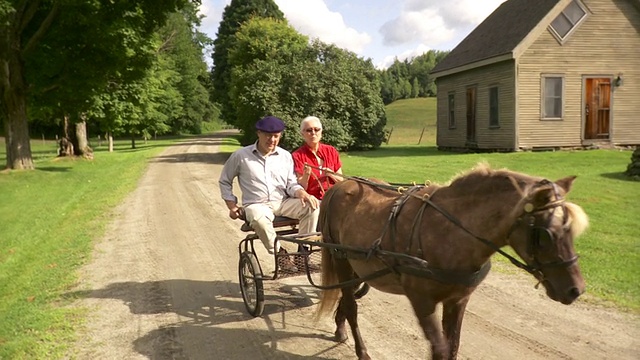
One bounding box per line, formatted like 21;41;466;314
315;185;342;322
315;245;342;321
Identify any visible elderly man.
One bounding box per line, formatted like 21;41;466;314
219;116;319;267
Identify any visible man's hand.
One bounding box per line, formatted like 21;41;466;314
228;207;242;220
225;200;245;220
295;189;319;209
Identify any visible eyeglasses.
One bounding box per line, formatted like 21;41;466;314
304;127;322;134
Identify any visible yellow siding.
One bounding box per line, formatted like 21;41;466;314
436;61;516;150
517;0;640;148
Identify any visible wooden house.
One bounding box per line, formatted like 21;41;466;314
430;0;640;151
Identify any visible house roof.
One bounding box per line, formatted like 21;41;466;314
431;0;561;76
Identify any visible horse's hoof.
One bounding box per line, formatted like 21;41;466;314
334;331;348;343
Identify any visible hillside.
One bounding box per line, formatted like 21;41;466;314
384;97;437;146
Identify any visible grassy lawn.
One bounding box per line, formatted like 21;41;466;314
0;101;637;358
0;137;179;358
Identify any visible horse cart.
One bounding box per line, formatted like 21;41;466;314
237;213;383;318
237;215;326;317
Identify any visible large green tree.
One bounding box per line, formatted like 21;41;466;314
160;6;215;134
0;0;189;170
210;0;284;127
228;18;386;150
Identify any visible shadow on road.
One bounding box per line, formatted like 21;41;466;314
133;324;341;360
66;278;337;359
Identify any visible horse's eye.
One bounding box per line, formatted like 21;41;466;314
533;227;554;249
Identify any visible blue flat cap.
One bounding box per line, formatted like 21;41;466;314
255;116;285;133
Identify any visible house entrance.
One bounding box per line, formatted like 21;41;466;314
466;87;477;144
584;78;611;140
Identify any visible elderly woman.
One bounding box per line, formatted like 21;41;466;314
292;116;343;200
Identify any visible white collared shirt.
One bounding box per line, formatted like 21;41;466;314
219;143;303;206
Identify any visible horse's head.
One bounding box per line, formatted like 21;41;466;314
508;176;589;305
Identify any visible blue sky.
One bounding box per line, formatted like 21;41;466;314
198;0;507;69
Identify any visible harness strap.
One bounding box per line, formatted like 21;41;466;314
416;194;539;275
396;260;491;287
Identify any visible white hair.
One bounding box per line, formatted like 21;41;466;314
300;116;323;133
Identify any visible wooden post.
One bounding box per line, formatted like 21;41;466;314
42;134;45;146
418;127;425;145
98;134;101;147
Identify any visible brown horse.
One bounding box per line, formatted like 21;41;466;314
316;164;588;360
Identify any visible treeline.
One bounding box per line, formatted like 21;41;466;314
379;50;450;105
1;0;217;169
1;0;450;170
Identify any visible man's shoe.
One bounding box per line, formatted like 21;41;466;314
277;248;298;273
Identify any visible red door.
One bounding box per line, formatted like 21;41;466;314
584;78;611;140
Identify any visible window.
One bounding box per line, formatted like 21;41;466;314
542;76;564;119
550;0;587;41
448;93;456;128
489;86;499;127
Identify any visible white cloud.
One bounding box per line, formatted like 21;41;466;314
380;8;453;47
275;0;371;54
380;0;506;47
198;0;227;36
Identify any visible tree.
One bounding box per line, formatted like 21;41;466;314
210;0;284;127
378;50;450;104
228;18;386;150
159;7;215;134
0;0;189;170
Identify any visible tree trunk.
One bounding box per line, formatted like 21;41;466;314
75;117;93;159
1;44;34;170
107;131;114;152
131;134;136;149
59;115;93;159
58;114;74;157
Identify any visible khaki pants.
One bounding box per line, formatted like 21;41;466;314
244;198;319;253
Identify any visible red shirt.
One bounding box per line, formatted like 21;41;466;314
292;143;342;199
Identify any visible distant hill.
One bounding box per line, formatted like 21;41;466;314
384;98;437;146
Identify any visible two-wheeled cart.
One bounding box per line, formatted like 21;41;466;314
237;216;324;317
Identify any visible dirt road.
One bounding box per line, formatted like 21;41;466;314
70;132;639;359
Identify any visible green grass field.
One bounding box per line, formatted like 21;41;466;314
0;137;181;358
384;97;437;145
0;100;638;358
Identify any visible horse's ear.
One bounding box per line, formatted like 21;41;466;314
555;176;577;193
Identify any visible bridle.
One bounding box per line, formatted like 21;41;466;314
511;180;580;279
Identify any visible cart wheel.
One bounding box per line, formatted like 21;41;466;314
238;251;264;317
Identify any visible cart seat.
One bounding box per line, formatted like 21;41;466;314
240;216;299;232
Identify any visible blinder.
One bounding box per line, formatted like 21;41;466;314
521;183;580;272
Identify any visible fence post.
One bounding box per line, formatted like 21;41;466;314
418;127;425;145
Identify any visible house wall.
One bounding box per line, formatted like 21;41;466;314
517;0;640;148
436;60;516;150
